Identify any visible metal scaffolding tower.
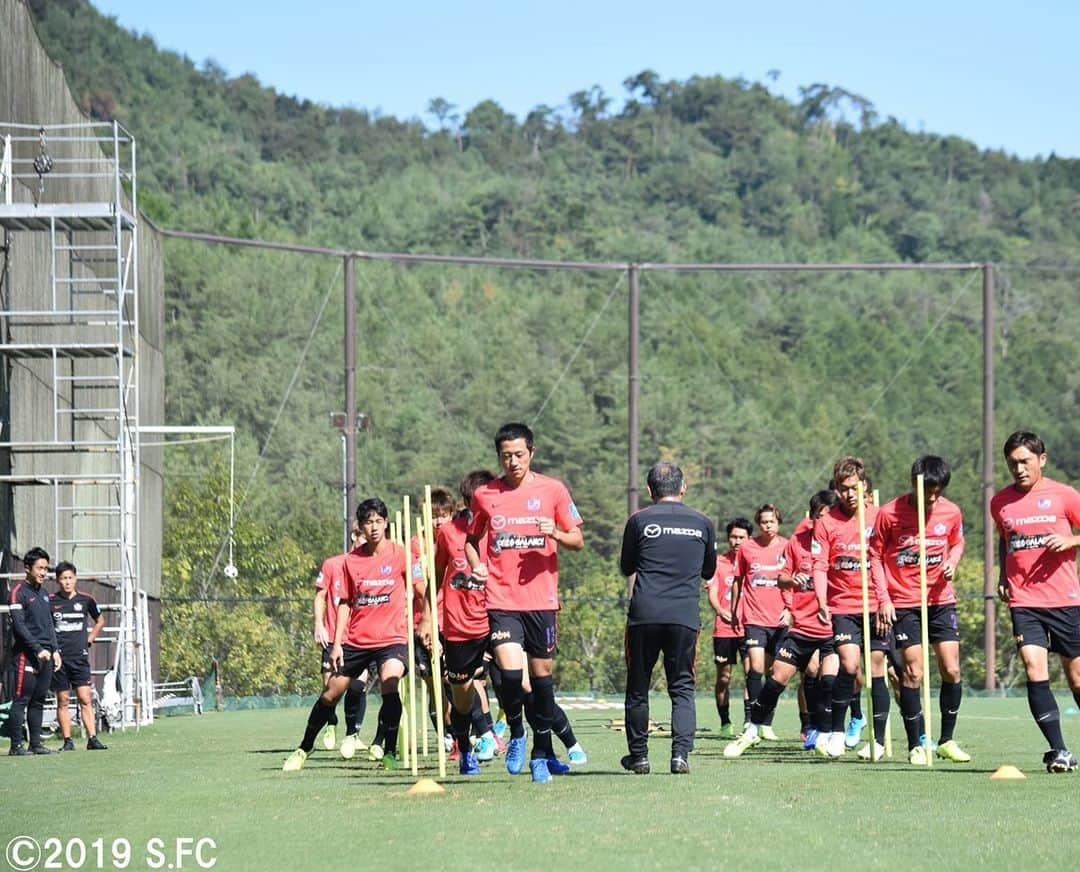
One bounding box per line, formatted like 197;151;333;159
0;121;149;727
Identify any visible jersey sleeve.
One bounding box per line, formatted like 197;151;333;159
554;482;583;531
947;507;965;567
467;494;489;541
701;520;717;579
811;519;832;598
619;515;640;577
1064;485;1080;530
87;595;101;622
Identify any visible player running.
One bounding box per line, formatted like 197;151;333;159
991;431;1080;773
466;422;584;783
725;491;838;757
706;518;751;739
730;504;788;740
870;455;970;764
49;562;107;751
814;456;893;759
284;498;409;772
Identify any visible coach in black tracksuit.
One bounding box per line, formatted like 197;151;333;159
620;462;716;775
8;547;61;754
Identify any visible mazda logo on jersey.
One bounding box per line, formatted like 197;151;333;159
491;514;507;531
453;557;469;571
527;497;541;511
643;524;662;539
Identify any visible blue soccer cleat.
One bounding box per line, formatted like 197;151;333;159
459;750;481;776
803;728;819;750
545;754;571;775
506;735;527;775
844;716;866;749
530;757;552;783
567;743;587;766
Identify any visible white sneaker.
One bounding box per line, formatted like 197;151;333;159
814;731;832;757
759;725;779;741
857;741;886;761
825;732;847;758
321;725;336;751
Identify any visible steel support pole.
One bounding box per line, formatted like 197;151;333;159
344;255;357;524
628;264;640;516
982;263;996;691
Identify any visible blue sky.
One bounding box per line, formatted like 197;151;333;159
93;1;1078;159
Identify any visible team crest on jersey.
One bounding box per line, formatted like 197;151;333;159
933;522;947;535
777;555;786;567
527;497;541;511
380;564;392;575
74;603;83;612
1038;498;1052;510
811;539;822;555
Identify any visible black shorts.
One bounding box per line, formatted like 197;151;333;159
773;631;834;672
742;624;782;658
893;605;960;649
413;633;433;679
831;612;892;653
336;643;409;679
443;637;489;684
51;656;92;692
488;609;557;659
712;636;743;666
1011;606;1080;658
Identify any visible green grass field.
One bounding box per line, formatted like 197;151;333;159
2;695;1078;871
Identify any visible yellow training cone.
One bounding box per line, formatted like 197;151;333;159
407;778;446;796
990;765;1026;780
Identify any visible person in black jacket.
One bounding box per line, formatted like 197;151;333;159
619;462;716;775
8;547;61;755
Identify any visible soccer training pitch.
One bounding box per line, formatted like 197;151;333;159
2;695;1076;871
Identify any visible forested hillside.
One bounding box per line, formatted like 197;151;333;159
23;0;1080;693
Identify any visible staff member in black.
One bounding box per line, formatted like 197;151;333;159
51;561;108;751
8;547;61;755
620;462;716;774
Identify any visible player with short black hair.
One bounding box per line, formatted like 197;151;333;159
620;461;716;775
283;498;409;772
50;562;107;751
870;455;970;764
466;422;584;783
706;518;751;739
8;547;60;755
991;430;1080;773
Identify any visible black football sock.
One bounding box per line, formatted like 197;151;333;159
939;681;962;743
450;706;472;754
751;677;785;727
470;688;489;736
500;669;526;739
300;699;335;753
900;685;924;750
553;704;577;749
344;680;366;735
871;677;890;746
831;670;856;734
717;696;731;725
529;675;556;759
1027;680;1065;750
746;669;763;712
850;691;863;721
815;674;835;733
379;692;404;755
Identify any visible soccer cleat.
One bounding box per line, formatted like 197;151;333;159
760;725;779;741
845;716;866;749
505;735;527;775
529;757;552;783
803;728;819;751
545;754;571;775
367;743;385;762
723;730;761;758
381;753;400;771
282;748;308;772
670;756;690;774
29;744;52;755
718;723;736;740
908;744;930;765
60;738;76;752
475;733;497;761
857;741;886;761
825;732;847;758
620;753;650;774
8;744;31;756
339;733;360;760
458;750;481;776
492;733;507;755
918;734;938;752
448;744;461;762
86;736;107;751
1045;749;1078;773
493;713;507;739
321;724;336;751
443;733;455;753
936;740;971;763
567;743;588;766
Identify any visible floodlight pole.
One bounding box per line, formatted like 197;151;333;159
344;255;357;524
628;263;641;515
982;263;996;690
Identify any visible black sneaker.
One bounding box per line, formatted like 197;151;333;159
87;736;108;751
60;738;75;752
8;744;31;756
29;744;52;755
670;755;690;774
1046;749;1078;773
620;754;650;775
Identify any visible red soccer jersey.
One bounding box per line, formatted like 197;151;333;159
705;551;740;639
812;503;888;613
991;477;1080;609
338;541;408;648
468;472;582;612
781;519;831;639
435;516;489;641
734;535;789;628
871;494;965;608
316;553;348;639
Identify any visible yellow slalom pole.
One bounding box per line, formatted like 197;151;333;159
423;486;447;779
403;496;419;776
856;480;878;762
915;474;934;768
